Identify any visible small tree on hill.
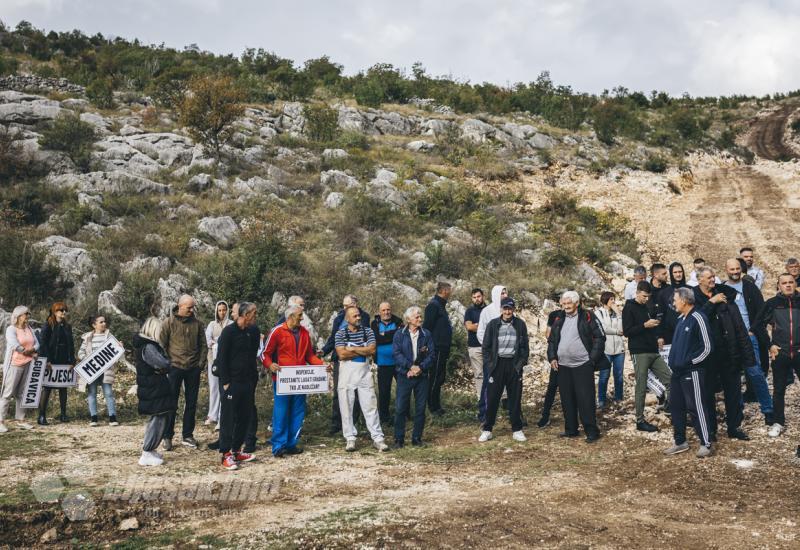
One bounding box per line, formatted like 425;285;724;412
178;75;245;162
38;112;97;171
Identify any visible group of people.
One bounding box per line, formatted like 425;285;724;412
3;247;800;468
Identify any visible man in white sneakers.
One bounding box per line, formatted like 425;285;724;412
478;298;530;443
335;307;389;452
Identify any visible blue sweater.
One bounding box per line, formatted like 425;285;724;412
668;308;713;374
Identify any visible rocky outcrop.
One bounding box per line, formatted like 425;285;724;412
0;91;65;125
34;236;96;305
197;216;240;248
46;171;170;195
93;132;195;176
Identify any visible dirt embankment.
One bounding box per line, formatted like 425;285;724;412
746;104;800;161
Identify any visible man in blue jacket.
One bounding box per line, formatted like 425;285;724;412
392;306;435;448
664;287;713;458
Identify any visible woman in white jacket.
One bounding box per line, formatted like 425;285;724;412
204;300;231;429
595;291;625;408
77;315;119;427
1;306;39;433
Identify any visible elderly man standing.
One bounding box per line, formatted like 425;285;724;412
371;301;404;425
547;291;605;442
478;298;530;443
160;294;207;450
262;304;328;457
336;307;389;452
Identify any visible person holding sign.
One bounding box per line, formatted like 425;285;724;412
391;306;434;448
215;302;261;469
0;306;39;433
77;315;119;427
261;304;329;458
335;307;389;452
38;302;75;425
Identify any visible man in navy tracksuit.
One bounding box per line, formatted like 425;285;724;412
664;287;714;458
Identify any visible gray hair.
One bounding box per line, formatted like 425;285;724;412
634;265;647;276
287;295;304;306
11;305;30;326
343;294;358;305
696;266;715;278
674;287;695;305
238;302;256;316
403;306;422;323
786;258;800;267
560;291;580;305
285;304;303;319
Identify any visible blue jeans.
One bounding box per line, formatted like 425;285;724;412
271;381;306;454
598;353;624;404
87;381;116;417
395;374;429;443
745;335;773;414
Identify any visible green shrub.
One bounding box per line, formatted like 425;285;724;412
790;118;800;135
341;191;399;232
116;269;161;321
412;178;483;225
0;126;39;184
0;226;63;308
353;79;384;108
0;54;19;76
38;112;97;171
643;154;668;173
304;103;340;142
591;100;643;145
335;130;370;151
85;77;115;109
178;75;245;161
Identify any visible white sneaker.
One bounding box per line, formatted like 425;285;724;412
373;440;389;452
267;423;273;432
204;418;213;426
17;422;33;430
345;439;357;452
768;423;784;438
512;430;527;442
138;451;164;466
0;423;8;433
478;430;493;442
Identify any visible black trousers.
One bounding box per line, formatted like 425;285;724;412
244;378;259;451
703;351;743;435
395;374;428;443
557;362;598;436
670;369;711;447
771;354;800;425
428;346;450;413
39;387;67;417
541;367;559;419
219;380;254;454
330;360;359;429
377;365;396;423
483;357;523;432
165;367;201;440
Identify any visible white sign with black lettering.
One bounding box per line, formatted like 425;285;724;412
22;356;47;408
74;335;125;385
276;365;329;395
42;364;77;388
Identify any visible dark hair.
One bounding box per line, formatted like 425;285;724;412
86;314;108;329
778;272;796;282
740;247;753;254
436;281;452;293
693;258;705;264
471;288;483;295
633;265;647;276
650;263;667;274
636;281;652;293
737;258;749;274
600;291;615;306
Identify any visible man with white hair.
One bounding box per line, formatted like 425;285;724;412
276;295;318;343
160;294;207;450
547;291;605;442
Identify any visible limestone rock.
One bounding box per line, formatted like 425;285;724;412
324;192;344;209
121;256;172;274
406;140;435;152
0;91;65;124
321;170;360;189
119;517;139;531
46;171;170;195
366;169;407;210
197;216;240;248
35;236;96;305
460;118;496;143
322;148;348;160
187;238;217;255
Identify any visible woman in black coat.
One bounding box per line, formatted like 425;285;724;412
133;317;177;467
38;302;75;425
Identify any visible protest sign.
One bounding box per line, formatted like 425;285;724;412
74;335;125;385
22;356;47;408
42;364;77;388
276;365;330;395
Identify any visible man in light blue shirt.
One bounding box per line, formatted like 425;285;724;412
740;247;765;290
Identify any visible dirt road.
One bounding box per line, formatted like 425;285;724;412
746;104;800;161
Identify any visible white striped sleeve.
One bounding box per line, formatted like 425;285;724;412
691;312;712;364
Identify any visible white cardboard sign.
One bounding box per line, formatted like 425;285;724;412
22;356;47;408
42;364;77;388
276;365;330;396
74;335;125;385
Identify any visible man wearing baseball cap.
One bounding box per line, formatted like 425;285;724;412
478;297;530;442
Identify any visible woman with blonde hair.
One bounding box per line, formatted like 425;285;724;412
77;315;119;427
1;306;39;433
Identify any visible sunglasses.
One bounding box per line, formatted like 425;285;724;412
56;308;68;313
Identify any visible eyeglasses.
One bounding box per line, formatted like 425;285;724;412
56;309;68;313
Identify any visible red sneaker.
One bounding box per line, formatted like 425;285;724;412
221;452;238;470
234;451;255;463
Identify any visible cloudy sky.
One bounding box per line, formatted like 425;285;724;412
4;0;800;97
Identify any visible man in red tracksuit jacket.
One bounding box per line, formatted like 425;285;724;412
262;304;329;458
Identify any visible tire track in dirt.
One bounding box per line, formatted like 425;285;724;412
747;104;800;161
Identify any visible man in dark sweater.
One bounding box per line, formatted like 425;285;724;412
216;302;260;470
371;302;404;424
423;281;453;416
622;281;672;432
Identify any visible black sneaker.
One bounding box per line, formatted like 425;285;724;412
37;415;48;426
411;439;425;447
181;436;198;449
795;445;800;459
392;441;404;450
727;429;750;441
431;409;445;417
536;416;551;429
636;421;659;433
286;446;304;455
274;448;286;458
559;431;580;438
59;413;69;423
586;432;602;443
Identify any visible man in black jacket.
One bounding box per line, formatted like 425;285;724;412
478;298;529;442
752;273;800;439
423;281;453;416
547;291;605;442
694;267;755;441
724;258;773;424
658;261;688;346
371;302;404;424
322;294;369;434
216;302;260;469
622;281;672;432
